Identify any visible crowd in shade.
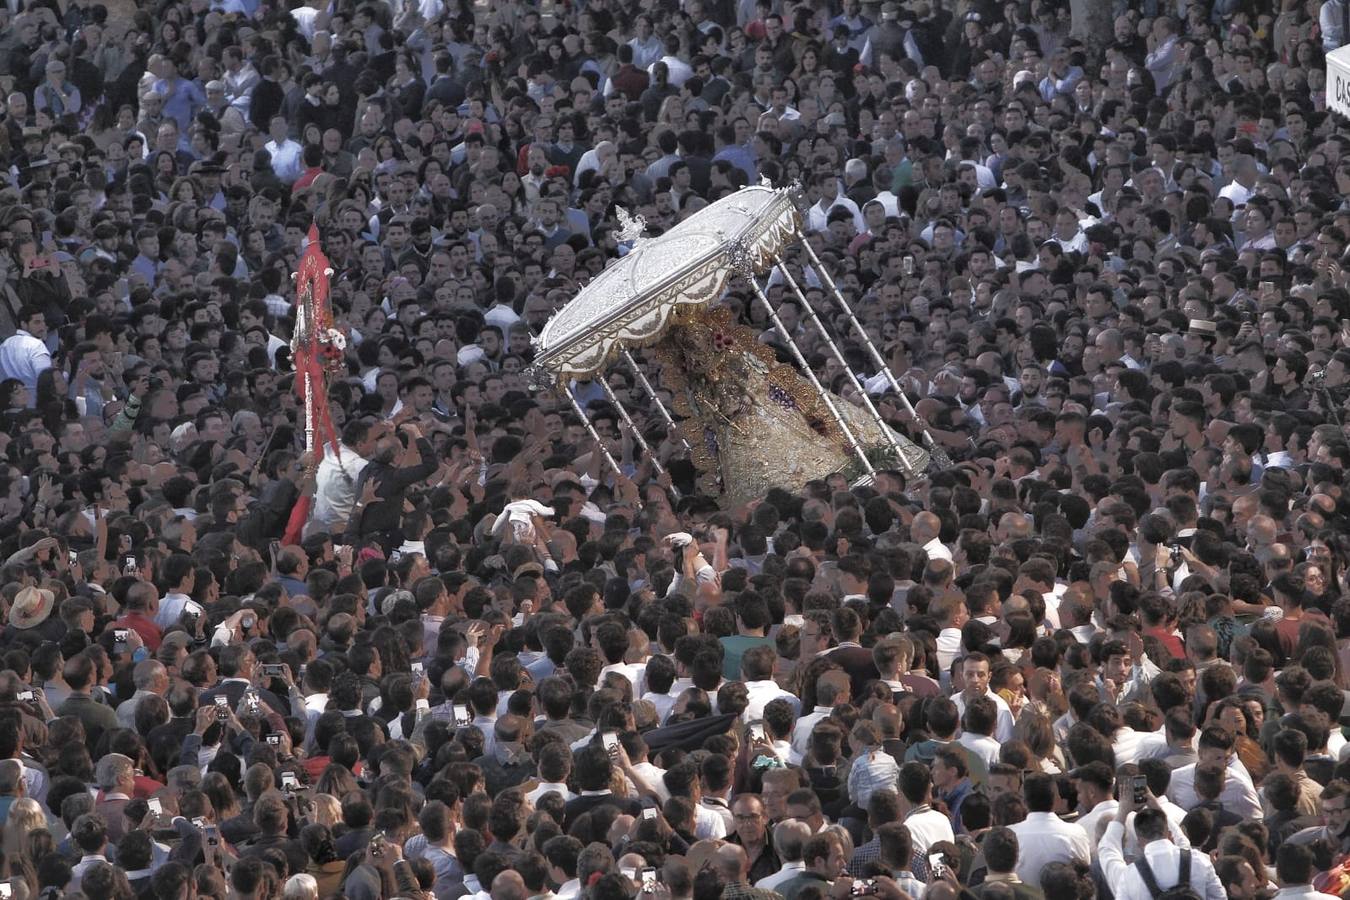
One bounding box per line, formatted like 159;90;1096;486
6;0;1350;899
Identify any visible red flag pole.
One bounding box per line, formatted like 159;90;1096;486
291;224;344;473
284;225;345;545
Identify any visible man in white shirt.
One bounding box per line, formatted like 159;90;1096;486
932;594;967;671
640;655;679;724
1098;796;1225;900
756;820;812;891
953;653;1015;742
310;419;380;533
264;114;304;183
648;36;693;87
526;742;577;805
298;662;333;749
116;660;169;729
1165;725;1263;819
1071;761;1120;849
1270;842;1345;900
593;620;646;696
1218;155;1259;208
617;730;669;803
792;670;850;756
956;696;1001;769
740;645;800;721
911;511;952;562
665;763;726;840
806;172;865;234
155;554;203;630
898;761;954;862
1009;772;1092;887
0;305;51;403
68;836;111;894
222;46;259;112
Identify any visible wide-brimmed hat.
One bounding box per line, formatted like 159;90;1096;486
513;561;545;579
9;585;55;629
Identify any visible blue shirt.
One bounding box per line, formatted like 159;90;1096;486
213;0;260;14
131;254;160;285
713;145;757;181
155;77;207;130
942;778;974;833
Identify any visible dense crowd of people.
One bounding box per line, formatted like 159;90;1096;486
3;0;1350;899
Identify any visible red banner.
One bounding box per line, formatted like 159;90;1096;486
292;224;343;465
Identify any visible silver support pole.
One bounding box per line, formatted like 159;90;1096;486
562;385;626;482
799;240;949;463
621;349;691;452
747;279;875;477
597;377;673;487
775;263;904;456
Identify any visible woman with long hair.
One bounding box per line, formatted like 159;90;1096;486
201;771;243;835
656;94;685;127
151;150;179;194
300;823;346;896
373;135;401;164
792;44;823;82
1211;697;1270;784
1000;610;1038;664
313;764;360;800
0;379;27;418
793;654;844;712
1016;711;1066;773
304;794;342;829
1309;530;1347;597
167;176;201;205
2;798;44;866
33;367;77;437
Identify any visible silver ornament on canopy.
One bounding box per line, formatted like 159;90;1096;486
534;185;803;382
530;184;940;506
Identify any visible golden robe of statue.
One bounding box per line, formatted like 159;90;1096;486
652;306;928;507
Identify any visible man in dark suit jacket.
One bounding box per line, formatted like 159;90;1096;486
561;744;642;831
198;646;289;718
146;680;198;750
238;795;309;875
94;752;138;845
823;608;879;698
423;53;465;111
249;57;287;132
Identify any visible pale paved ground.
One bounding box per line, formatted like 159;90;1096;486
105;0;136;25
102;0;327;27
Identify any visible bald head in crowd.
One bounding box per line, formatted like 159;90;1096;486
911;512;941;545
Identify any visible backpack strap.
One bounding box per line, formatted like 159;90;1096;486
1179;849;1192;888
1134;853;1165;900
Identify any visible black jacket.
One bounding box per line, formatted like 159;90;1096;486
562;791;643;831
240;833;309;876
13;268;70;331
342;438;438;552
472;750;537;796
335;825;374;859
424;75;465;112
249;79;285;131
644;713;739;755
